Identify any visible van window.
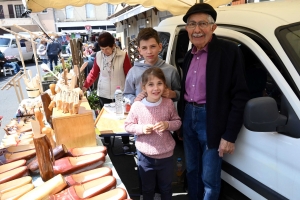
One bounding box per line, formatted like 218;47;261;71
157;32;170;60
20;39;27;47
221;37;282;109
218;24;300;100
276;23;300;76
11;39;16;47
0;38;10;47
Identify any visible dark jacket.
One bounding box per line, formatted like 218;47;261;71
47;41;61;56
178;34;249;148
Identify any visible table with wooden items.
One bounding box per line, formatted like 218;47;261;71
95;106;134;156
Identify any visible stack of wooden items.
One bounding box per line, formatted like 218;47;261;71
0;56;129;200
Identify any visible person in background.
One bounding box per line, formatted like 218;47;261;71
66;42;72;56
37;38;48;65
125;67;181;200
115;38;122;49
93;36;101;53
0;50;20;74
82;32;132;150
178;3;249;199
46;36;62;71
123;27;181;104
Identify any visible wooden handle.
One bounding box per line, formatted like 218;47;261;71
33;134;55;182
34;109;44;132
42;127;56;148
63;102;69;113
56;100;62;111
18;174;67;200
69;102;74;114
49;84;56;95
27;144;68;174
48;101;56;112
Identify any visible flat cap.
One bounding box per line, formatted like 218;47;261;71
183;3;217;23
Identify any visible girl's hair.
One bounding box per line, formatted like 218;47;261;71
98;32;115;48
141;67;166;87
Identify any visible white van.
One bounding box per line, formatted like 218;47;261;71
155;1;300;199
0;34;34;62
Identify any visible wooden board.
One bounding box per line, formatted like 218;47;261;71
95;108;127;135
52;97;96;148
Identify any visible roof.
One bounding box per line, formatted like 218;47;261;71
107;5;139;20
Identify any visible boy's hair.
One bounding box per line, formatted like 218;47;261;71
136;28;160;47
141;67;166;88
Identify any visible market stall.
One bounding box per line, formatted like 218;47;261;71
0;34;130;199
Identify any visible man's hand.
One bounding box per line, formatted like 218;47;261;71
143;124;154;134
153;121;169;132
218;138;235;157
134;91;147;102
162;88;176;99
82;87;87;93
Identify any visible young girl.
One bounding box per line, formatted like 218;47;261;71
124;67;181;200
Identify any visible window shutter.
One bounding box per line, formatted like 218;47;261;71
0;5;4;19
8;5;15;18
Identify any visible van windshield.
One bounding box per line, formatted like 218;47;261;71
0;38;11;47
276;23;300;75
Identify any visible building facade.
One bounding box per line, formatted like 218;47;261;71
54;3;115;34
0;0;55;34
108;5;173;49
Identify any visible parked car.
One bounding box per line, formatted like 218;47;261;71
0;34;34;62
154;1;300;199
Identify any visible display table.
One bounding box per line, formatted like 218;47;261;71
95;107;128;135
95;107;133;155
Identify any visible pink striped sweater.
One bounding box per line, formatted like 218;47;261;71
124;98;182;159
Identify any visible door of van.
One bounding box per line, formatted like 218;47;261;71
11;39;32;61
155;25;190;79
214;28;300;200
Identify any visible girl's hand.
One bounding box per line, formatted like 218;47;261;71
134;91;147;102
143;124;154;134
153;121;169;132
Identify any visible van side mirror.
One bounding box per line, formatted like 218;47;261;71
11;44;17;48
244;97;287;132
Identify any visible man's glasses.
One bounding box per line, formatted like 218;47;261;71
186;21;214;29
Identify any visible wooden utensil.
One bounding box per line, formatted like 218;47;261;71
33;133;55;182
34;108;44;132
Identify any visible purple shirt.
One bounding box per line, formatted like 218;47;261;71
184;45;208;104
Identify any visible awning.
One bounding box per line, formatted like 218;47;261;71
56;21;113;28
22;0;231;15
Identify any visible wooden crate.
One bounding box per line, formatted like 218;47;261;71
52;97;96;148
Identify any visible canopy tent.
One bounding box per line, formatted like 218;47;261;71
22;0;231;15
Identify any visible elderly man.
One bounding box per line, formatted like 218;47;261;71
178;3;249;199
